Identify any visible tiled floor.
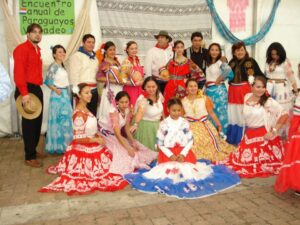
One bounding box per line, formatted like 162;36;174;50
0;137;299;225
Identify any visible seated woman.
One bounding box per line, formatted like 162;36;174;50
40;83;128;195
182;78;235;162
98;91;157;175
125;98;240;199
219;76;288;178
133;77;164;151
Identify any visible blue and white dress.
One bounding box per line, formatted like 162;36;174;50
205;60;234;134
45;63;73;154
124;116;240;199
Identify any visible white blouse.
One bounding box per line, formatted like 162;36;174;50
182;96;208;119
206;60;223;82
265;59;296;86
156;116;193;157
243;93;287;131
135;94;163;121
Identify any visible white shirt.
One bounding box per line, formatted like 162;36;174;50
144;46;173;79
69;51;99;88
156;116;193;157
135;94;163;121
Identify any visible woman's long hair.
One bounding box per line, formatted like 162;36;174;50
266;42;286;65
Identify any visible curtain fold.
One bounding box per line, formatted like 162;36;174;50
206;0;280;45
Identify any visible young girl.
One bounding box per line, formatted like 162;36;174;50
125;98;240;199
98;91;157;175
45;45;73;154
275;94;300;194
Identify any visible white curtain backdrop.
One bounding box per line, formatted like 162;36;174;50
97;0;212;62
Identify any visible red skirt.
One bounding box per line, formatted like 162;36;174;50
158;144;197;164
163;79;186;116
228;82;251;104
39;141;128;195
221;127;284;178
275;116;300;193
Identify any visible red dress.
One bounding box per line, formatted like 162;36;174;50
219;95;286;178
39;110;128;195
275;115;300;193
163;59;191;115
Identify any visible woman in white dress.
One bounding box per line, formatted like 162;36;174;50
265;42;298;138
97;41;124;119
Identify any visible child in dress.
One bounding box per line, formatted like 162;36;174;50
125;98;240;199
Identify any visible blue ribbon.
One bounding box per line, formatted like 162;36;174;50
206;0;281;46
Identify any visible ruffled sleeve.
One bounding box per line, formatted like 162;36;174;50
220;61;234;81
72;110;88;139
96;61;109;80
264;98;288;131
136;95;148;109
284;59;296;86
109;110;120;130
156;120;173;157
44;63;59;86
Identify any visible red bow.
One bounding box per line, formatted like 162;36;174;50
142;90;149;99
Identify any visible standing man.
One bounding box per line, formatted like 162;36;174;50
145;30;173;93
14;23;44;168
184;32;208;89
69;34;99;116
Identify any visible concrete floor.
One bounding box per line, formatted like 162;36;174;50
0;136;300;225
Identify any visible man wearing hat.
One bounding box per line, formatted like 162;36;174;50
145;30;174;93
14;23;44;168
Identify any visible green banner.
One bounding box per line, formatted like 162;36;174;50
19;0;75;35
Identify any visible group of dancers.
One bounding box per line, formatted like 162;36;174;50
13;24;300;199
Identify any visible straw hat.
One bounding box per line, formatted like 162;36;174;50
16;93;42;120
154;30;172;42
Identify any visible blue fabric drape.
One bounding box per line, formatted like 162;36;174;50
206;0;281;45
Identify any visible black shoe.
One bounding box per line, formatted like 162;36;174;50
294;191;300;196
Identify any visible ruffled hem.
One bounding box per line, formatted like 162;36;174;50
124;160;240;199
40;142;128;195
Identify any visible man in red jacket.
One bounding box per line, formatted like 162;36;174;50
14;23;44;168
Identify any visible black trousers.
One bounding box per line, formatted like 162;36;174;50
156;80;167;94
87;88;98;117
15;84;43;160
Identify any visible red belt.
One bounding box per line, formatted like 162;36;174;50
87;83;97;88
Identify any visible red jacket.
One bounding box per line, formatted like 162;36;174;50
13;40;43;96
